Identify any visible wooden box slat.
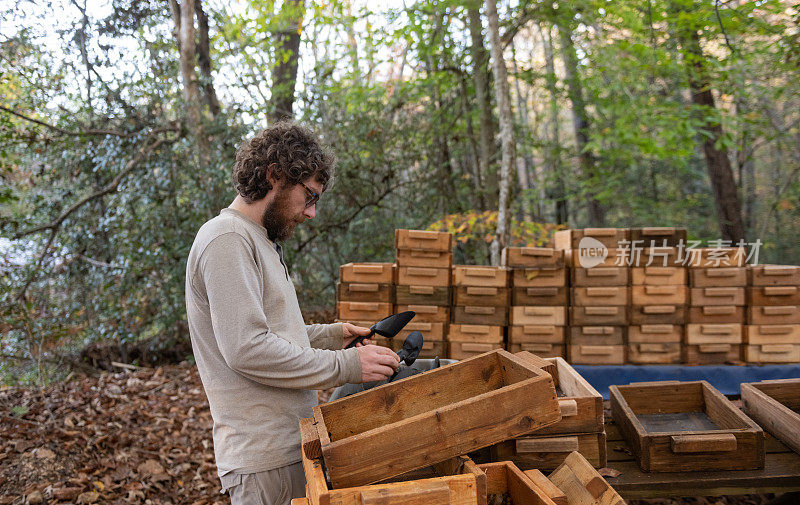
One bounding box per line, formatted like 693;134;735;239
565;249;632;268
744;344;800;363
572;266;629;287
452;306;508;326
502;247;565;268
690;287;745;306
479;461;559;505
748;286;800;306
395;229;453;252
631;285;687;305
395;285;450;306
313;350;561;488
685;323;742;344
508;343;566;358
610;380;764;472
684;344;742;365
493;433;607;471
397;266;451;287
337;302;393;322
568;344;625;365
453;286;510;307
631;267;686;286
684;247;747;268
449;341;505;359
629;227;687;247
536;356;603;435
628;324;682;343
748;265;800;286
448;324;503;343
569;326;625;346
452;265;509;288
512;267;568;288
511;286;567;306
418;340;447;359
690;267;746;287
627;342;682;364
572;287;629;306
555;228;629;250
744;324;800;344
688;305;745;324
747;305;800;325
397;322;446;341
512;306;567;326
340;262;395;284
396;248;452;268
509;325;565;344
337;282;394;303
741;379;800;455
395;304;449;324
629;305;684;325
570;306;627;326
548;451;625;505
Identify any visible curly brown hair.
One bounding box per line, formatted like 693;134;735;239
233;121;335;203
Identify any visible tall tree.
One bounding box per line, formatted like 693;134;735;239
485;0;515;266
269;0;304;122
468;3;495;209
540;23;568;224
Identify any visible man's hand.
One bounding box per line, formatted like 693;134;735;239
356;345;400;382
342;322;373;348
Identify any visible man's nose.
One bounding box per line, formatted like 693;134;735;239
303;204;316;219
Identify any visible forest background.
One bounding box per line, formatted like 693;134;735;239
1;0;799;386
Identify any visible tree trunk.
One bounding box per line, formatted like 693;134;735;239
269;0;304;122
195;0;220;117
674;9;746;243
510;39;535;222
557;21;604;226
485;0;516;266
468;4;497;208
541;24;568;224
460;76;487;210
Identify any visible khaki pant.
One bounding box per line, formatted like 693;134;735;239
222;462;306;505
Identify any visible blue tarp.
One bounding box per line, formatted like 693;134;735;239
572;365;800;399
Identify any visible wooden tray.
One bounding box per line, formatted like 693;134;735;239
397;266;451;287
684;344;742;365
748;286;800;306
339;262;395;284
449;341;505;360
547;451;625;505
748;265;800;286
689;287;745;306
337;282;394;303
396;248;452;268
536;356;603;435
395;229;452;251
522;469;567;505
741;379;800;455
744;344;800;363
493;433;607;471
569;326;625;346
395;285;450;306
418;340;447;359
629;305;684;325
337;302;393;322
631;266;686;286
508;343;566;359
685;323;742;344
397;321;446;341
452;305;508;326
627;342;682;364
572;287;629;307
747;305;800;325
453;286;510;307
610;380;764;472
688;305;745;324
509;325;565;345
479;461;560;505
452;265;509;287
512;306;567;326
631;285;686;305
565;249;631;268
394;304;449;323
312;350;561;487
300;418;484;505
744;324;800;344
448;324;504;343
690;267;746;287
512;286;568;306
570;306;627;326
512;267;568;288
555;228;629;250
629;227;687;248
502;247;565;268
568;344;625;365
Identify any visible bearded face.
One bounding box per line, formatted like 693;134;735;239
261;183;305;242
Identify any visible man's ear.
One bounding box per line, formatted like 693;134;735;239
265;163;280;190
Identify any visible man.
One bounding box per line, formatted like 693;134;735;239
185;121;400;505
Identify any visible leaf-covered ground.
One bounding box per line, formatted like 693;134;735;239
0;364;780;505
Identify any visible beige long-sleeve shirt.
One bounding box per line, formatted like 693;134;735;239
185;208;361;478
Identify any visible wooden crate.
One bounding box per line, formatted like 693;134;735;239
419;340;448;359
688;305;744;324
397;321;446;341
453;286;510;307
684;344;742;365
547;451;625;505
572;266;629;287
509;325;565;345
508;343;565;358
397;266;451;287
337;282;394;303
512;267;568;288
748;265;800;286
452;306;508;326
570;306;627;326
629;305;684;325
741;379;800;455
744;344;800;363
536;356;604;435
685;323;742;344
689;287;745;306
631;285;686;305
747;285;800;306
629;227;687;247
396;248;452;268
627;342;681;364
512;286;568;306
689;267;746;287
685;247;747;268
395;229;452;251
340;263;395;284
747;305;800;325
395;285;450;306
337;302;393;322
521;469;567;505
492;433;607;471
478;461;559;505
744;324;800;344
555;228;629;250
569;326;625;345
635;247;683;267
502;247;565;268
628;324;682;343
448;324;503;343
609;380;764;472
300;418;485;505
568;344;625;365
565;249;629;268
449;341;505;359
452;265;509;287
395;304;449;323
572;287;629;307
631;266;686;286
312;350;561;488
511;306;567;326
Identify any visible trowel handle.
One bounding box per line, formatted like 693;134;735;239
344;329;375;349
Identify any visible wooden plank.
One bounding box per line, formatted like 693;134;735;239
337;302;393;322
337;282;394;303
340;262;395;284
688;305;745;324
629;304;684;325
572;287;629;306
452;265;509;287
359;481;450;505
511;306;567;326
300;417;331;505
451;305;508;325
453;286;510;307
396;248;452;268
523;469;568;505
742;381;800;455
512;267;569;288
511;286;568;306
495;433;606;471
395;285;450;306
748;264;800;286
747;305;800;325
509;325;565;345
395;229;452;251
447;324;504;344
394;304;449;323
689;267;746;287
478;462;558;505
397;266;451;287
631;285;687;305
549;452;624;505
570;306;628;326
689;287;745;306
670;433;737;453
502;247;565;268
631;266;686;286
572;267;630;287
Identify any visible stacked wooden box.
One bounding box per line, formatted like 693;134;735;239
394;229;453;358
557;228;629;365
503;247;568;358
685;247;747;364
449;265;509;360
628;228;688;364
504;247;569;359
744;265;800;363
492;355;607;471
336;262;396;349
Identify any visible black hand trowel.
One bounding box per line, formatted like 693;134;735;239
343;310;416;349
387;330;424;382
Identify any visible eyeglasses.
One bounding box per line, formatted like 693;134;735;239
299;181;320;208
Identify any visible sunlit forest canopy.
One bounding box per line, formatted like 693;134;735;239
1;0;798;384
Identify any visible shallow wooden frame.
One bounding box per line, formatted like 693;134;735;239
741;379;800;455
478;461;559;505
548;451;625;505
300;417;485;505
313;349;561;488
610;380;764;472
